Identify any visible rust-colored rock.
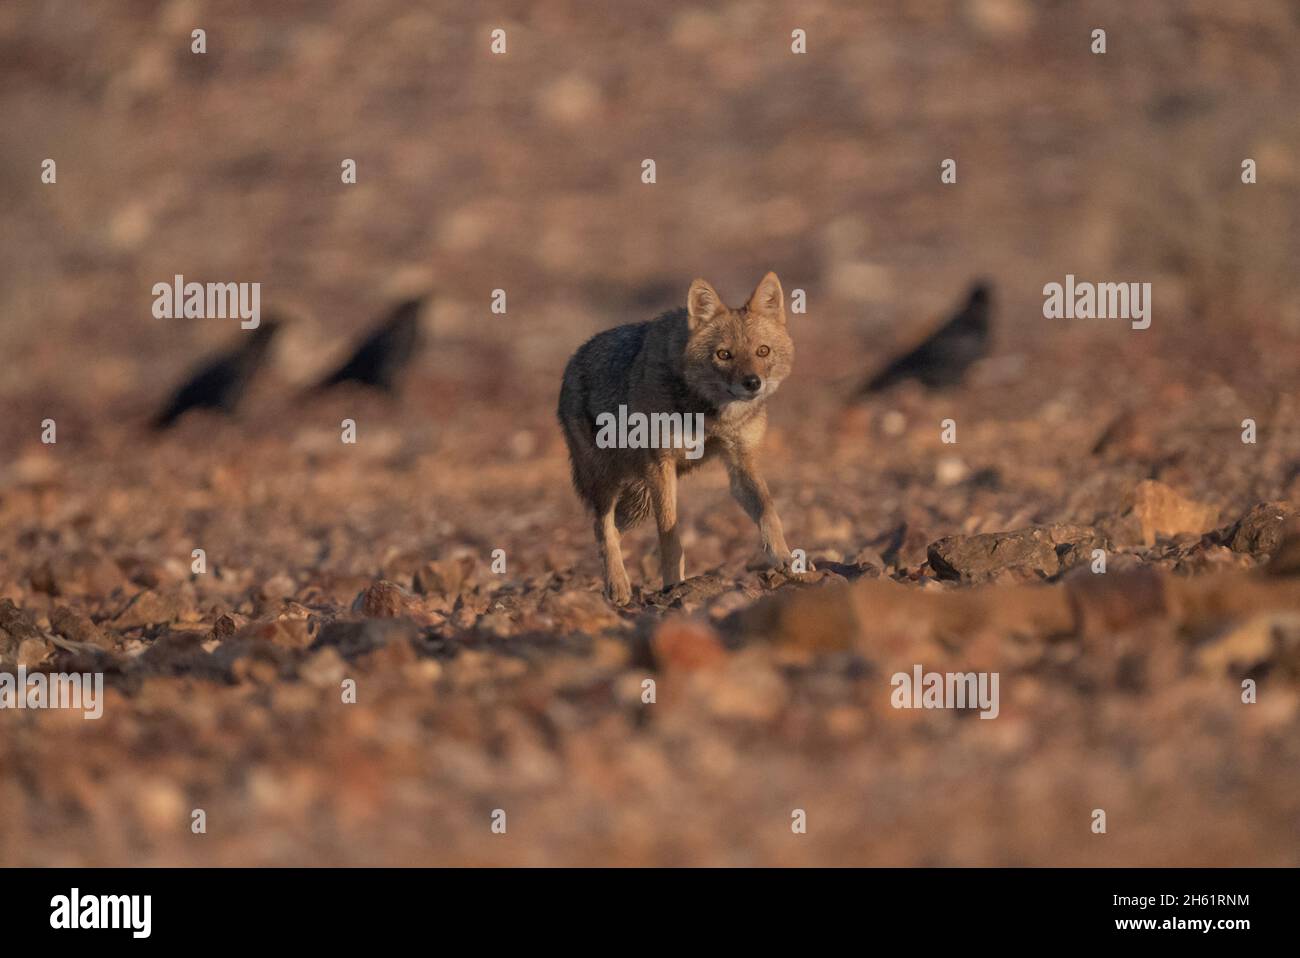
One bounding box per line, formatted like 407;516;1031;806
651;618;729;671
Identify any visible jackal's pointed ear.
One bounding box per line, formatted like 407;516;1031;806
687;278;724;330
746;271;785;324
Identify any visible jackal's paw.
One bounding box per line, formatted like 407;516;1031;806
778;555;816;576
604;574;633;606
746;550;791;572
748;550;815;576
791;554;816;574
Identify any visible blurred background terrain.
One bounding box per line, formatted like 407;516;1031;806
1;0;1299;865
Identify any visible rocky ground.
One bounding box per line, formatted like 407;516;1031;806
2;1;1300;865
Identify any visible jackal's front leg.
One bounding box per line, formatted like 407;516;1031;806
724;447;794;569
595;502;632;605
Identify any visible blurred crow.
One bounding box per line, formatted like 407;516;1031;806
151;321;280;429
857;281;992;394
312;297;424;392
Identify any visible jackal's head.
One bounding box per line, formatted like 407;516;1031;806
682;271;793;407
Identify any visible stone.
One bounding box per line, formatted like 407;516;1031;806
413;557;476;597
29;552;127;599
651;619;728;671
50;605;111;649
928;524;1100;583
1224;502;1298;558
0;598;44;655
237;617;313;650
17;637;52;667
1105;480;1219;547
646;573;730;611
209;612;250;640
259;574;297;601
115;589;187;628
351;580;440;626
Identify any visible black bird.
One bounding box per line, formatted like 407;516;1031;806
857;281;992;394
151;321;280;429
312;297;424;392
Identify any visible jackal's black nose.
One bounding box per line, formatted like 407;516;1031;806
741;375;762;393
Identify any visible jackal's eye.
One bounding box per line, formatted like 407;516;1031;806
715;348;732;361
756;345;771;357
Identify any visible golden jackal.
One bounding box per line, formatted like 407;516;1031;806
558;272;797;604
